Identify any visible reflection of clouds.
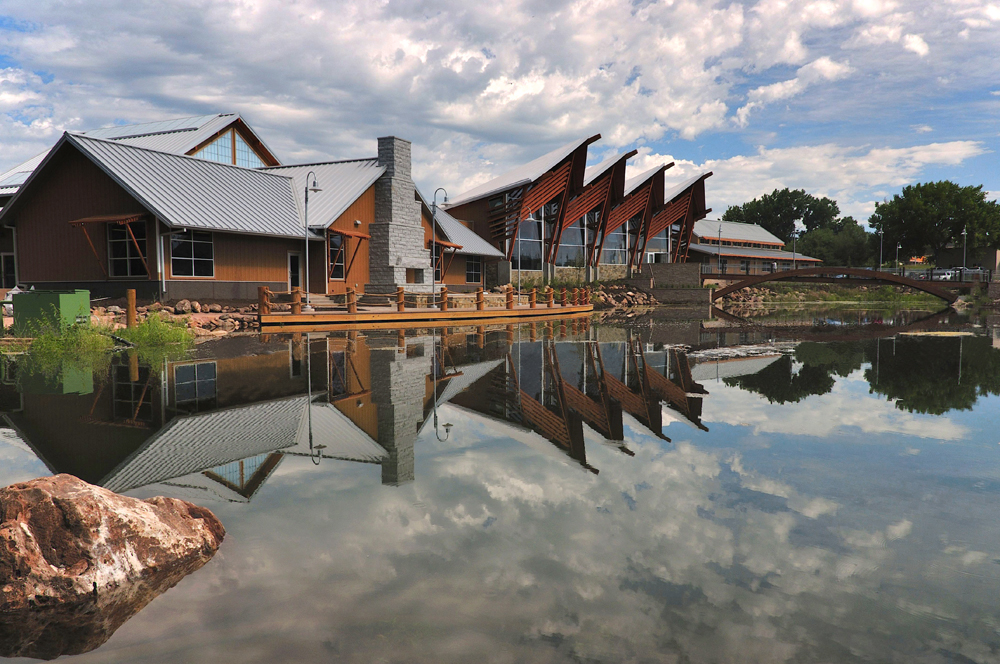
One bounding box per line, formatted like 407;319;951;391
706;370;969;441
0;427;50;487
87;423;1000;663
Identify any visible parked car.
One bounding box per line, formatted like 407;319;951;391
931;268;955;281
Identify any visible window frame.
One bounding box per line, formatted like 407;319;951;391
173;361;218;411
169;230;215;279
329;233;346;281
107;221;148;279
465;255;482;284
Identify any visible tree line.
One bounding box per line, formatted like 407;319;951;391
721;182;1000;267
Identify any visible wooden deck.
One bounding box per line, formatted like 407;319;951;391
259;303;594;331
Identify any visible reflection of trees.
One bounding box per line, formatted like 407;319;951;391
723;342;867;404
865;336;1000;415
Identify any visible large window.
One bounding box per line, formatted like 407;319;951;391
193;131;232;163
171;231;214;277
556;219;587;267
512;202;557;271
109;222;148;277
434;245;443;282
644;230;669;263
329;234;345;280
174;362;217;412
113;363;153;423
466;255;482;283
234;133;266;168
599;226;627;264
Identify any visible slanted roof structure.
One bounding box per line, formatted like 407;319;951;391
559;150;636;267
0;133;305;238
261;159;386;230
687;243;821;262
648;171;713;263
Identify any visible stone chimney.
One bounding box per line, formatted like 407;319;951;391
367;136;432;293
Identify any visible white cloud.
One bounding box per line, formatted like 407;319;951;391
736;56;854;127
911;124;933;133
903;33;930;56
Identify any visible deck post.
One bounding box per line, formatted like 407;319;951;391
125;289;137;329
572;288;579;305
291;288;302;315
440;286;448;311
530;288;537;309
584;287;591;304
529;322;537;342
476;287;485;311
476;325;485;348
547;288;554;308
397;329;405;351
506;324;514;344
347;288;357;314
561;287;567;307
506;286;514;310
258;286;271;316
396;286;405;312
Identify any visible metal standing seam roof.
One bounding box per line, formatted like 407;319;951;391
445;136;596;208
102;396;310;493
692;219;785;245
260;160;386;230
687;243;820;262
623;164;667;196
663;172;711;203
0;151;48;196
282;402;389;462
56;133;305;238
689;355;784;382
417;358;506;437
433;208;505;257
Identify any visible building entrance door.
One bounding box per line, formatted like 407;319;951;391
288;252;302;291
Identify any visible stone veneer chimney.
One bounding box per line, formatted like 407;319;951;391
367;136;432;293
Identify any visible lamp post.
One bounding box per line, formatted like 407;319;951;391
962;226;968;280
431;328;453;442
432;187;448;304
303;171;322;310
878;230;883;271
896;241;901;274
791;229;797;271
717;224;722;274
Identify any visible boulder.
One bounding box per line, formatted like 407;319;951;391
147;302;163;312
190;301;201;313
208;303;222;313
105;306;123;314
0;474;224;660
173;299;192;314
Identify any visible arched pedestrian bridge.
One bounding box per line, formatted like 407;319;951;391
710;267;959;304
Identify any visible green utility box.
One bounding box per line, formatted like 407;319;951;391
19;364;94;395
12;289;91;333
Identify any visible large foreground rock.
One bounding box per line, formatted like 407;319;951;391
0;474;225;660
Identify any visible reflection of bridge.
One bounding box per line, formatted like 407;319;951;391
711;267;959;304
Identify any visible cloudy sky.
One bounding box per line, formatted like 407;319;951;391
1;0;998;220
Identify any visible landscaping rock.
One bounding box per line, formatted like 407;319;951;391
208;304;222;313
0;474;224;660
161;306;175;315
190;301;201;313
147;302;163;312
173;300;192;314
106;306;123;314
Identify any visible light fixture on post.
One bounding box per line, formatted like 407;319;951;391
878;229;883;271
717;223;722;275
962;225;968;280
896;241;901;273
432;187;448;303
791;229;797;270
303;171;322;312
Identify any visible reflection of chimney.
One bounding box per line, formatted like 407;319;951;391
367;136;432;294
369;342;432;485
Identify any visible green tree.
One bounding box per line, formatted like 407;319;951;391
867;181;1000;264
722;188;840;242
796;217;873;266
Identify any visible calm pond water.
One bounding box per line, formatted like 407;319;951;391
2;308;1000;663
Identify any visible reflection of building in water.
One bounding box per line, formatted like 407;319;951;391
1;325;708;498
689;354;784;383
450;333;707;473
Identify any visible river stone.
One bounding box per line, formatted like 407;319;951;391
0;474;225;660
173;299;192;314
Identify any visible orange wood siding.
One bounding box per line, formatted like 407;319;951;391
326;185;375;295
12;146;153;282
165;349;308;410
441;255;481;286
331;340;378;440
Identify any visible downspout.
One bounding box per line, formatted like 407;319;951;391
11;227;18;287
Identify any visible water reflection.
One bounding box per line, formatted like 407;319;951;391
1;321;712;501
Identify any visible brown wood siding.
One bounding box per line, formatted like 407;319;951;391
331;340;378;440
167;231;303;285
165;347;308;411
442;255;481;286
12;145;152;282
326;185;374;295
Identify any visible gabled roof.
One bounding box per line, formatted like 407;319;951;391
446;136;598;208
687;243;820;262
0;151;47;198
0;133;305;238
664;172;712;203
261;159;386;230
0;113;278;199
583;150;636;186
283;401;389;462
693;219;784;245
